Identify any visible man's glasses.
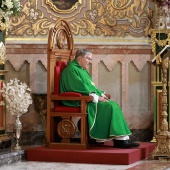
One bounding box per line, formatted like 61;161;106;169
84;57;92;61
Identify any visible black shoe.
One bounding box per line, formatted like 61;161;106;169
88;139;104;145
114;140;140;148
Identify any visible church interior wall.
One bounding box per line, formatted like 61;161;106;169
5;43;154;145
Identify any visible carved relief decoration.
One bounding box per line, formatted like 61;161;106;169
9;0;152;37
45;0;82;14
151;30;170;55
57;119;76;139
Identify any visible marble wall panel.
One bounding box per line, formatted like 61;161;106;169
4;43;153;134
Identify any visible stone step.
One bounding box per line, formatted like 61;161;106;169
0;147;25;166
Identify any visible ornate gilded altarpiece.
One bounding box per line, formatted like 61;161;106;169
151;29;170;142
9;0;152;41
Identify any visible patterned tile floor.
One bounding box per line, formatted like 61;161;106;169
0;160;170;170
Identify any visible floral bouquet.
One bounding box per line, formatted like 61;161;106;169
0;78;32;116
0;0;21;32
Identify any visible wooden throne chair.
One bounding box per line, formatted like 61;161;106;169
46;19;93;149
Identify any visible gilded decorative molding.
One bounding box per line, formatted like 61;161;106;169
10;0;51;36
9;0;152;37
151;29;170;54
45;0;82;14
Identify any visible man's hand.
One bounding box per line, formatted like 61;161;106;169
99;96;109;102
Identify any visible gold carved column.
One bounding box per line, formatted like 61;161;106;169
151;58;170;158
150;29;170;159
151;29;170;142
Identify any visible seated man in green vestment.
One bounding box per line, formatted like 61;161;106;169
60;48;140;148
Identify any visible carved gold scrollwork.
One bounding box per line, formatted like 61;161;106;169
111;0;132;9
9;0;152;37
151;30;170;54
10;1;51;36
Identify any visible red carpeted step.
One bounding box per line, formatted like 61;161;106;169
26;142;156;165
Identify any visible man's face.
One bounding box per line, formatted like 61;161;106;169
80;54;92;69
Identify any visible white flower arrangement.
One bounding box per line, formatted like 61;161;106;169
0;0;21;32
0;78;32;116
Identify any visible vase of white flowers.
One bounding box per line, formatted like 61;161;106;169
0;0;21;150
0;78;32;149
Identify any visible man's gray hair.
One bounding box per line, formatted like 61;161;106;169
75;49;92;59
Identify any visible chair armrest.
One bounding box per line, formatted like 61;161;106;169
58;92;82;97
58;92;93;102
105;94;111;99
51;94;93;102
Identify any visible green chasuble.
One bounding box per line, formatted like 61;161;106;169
60;59;132;140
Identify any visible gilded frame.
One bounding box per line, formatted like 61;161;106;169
46;0;82;14
9;0;151;40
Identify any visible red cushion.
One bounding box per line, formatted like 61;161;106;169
54;92;82;112
54;61;81;113
54;61;67;95
54;106;80;112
